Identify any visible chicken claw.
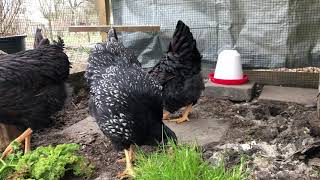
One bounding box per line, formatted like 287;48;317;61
24;134;31;154
169;104;193;124
116;145;135;164
1;128;32;159
117;145;135;179
162;111;170;120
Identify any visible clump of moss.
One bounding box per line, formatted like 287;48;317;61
0;142;94;180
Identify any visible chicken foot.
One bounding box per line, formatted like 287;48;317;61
116;145;135;179
116;145;135;163
169;104;193;124
162;111;170;120
1;128;32;159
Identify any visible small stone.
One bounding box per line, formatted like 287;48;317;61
302;137;314;146
208;152;223;166
308;118;320;136
203;150;213;160
299;155;305;160
240;144;251;151
305;103;317;108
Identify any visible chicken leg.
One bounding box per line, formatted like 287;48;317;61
116;145;135;179
169;104;193;124
1;128;32;159
116;145;135;163
162;111;170;120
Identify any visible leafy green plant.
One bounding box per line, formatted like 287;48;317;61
0;143;94;180
134;140;249;180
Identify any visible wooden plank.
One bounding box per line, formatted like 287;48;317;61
201;66;318;88
69;25;161;33
317;74;320;120
243;70;319;89
108;0;114;25
97;0;110;41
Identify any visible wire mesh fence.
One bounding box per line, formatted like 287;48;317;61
2;0;101;73
2;0;320;87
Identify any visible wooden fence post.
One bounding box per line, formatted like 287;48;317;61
317;73;320;119
97;0;111;41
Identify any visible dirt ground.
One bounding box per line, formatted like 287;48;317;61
30;73;320;180
201;97;320;180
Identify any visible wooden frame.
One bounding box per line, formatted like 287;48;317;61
243;70;319;89
317;74;320;120
97;0;111;41
69;25;161;33
202;65;319;89
69;0;160;41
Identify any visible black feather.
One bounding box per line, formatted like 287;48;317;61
0;37;71;130
52;36;65;49
86;28;177;151
149;20;205;113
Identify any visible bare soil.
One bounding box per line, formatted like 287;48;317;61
200;97;320;180
30;72;320;180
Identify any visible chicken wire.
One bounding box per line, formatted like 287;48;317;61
9;0;101;74
112;1;320;76
7;0;320;87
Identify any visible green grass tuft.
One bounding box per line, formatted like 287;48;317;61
134;140;249;180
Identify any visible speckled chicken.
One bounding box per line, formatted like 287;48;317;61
0;37;71;155
149;20;205;123
85;29;177;179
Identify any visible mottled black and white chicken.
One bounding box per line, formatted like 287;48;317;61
0;36;71;154
149;20;205;123
85;29;177;178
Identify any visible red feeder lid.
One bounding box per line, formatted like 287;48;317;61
208;73;249;85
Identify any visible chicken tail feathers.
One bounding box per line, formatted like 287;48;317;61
107;28;118;42
38;38;50;47
168;20;201;61
86;27;139;81
53;36;65;49
162;124;178;145
33;28;46;49
33;28;52;48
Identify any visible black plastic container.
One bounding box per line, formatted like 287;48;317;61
0;35;27;54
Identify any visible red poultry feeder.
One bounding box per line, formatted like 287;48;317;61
208;50;248;85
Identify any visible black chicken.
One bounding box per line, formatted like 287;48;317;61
149;20;205;124
85;29;177;179
0;36;71;156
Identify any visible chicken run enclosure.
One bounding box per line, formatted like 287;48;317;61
1;0;320;179
3;0;319;88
